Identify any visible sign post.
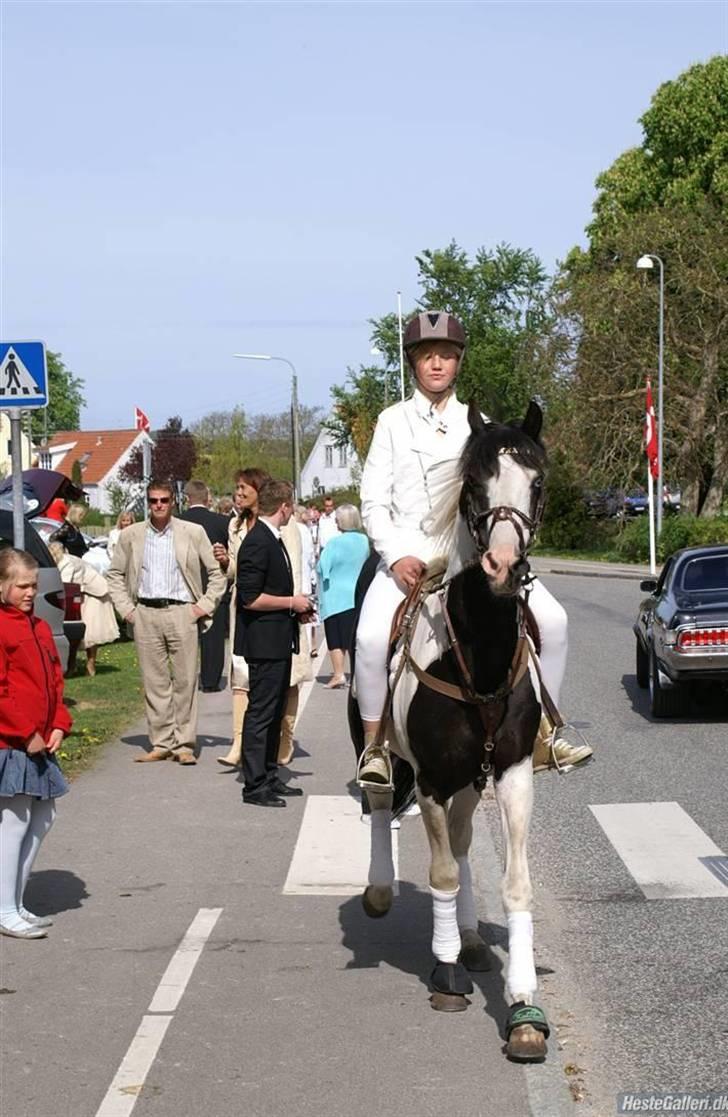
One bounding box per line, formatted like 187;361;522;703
0;341;49;551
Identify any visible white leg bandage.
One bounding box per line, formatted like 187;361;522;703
455;856;478;932
368;810;395;887
506;910;537;1000
430;886;461;964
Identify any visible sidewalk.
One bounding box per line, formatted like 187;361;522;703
1;655;575;1117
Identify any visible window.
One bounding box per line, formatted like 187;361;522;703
325;445;333;467
338;446;347;467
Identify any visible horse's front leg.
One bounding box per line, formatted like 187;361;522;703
494;756;549;1061
361;787;395;918
448;785;491;972
419;791;474;1012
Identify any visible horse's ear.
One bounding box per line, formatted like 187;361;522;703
468;400;487;435
522;399;543;442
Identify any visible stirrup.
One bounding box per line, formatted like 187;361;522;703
356;744;394;792
537;723;593;774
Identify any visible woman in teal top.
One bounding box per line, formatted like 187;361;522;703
316;504;370;689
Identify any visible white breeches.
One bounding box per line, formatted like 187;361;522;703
354;563;568;722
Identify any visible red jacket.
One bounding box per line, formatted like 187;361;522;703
0;606;72;750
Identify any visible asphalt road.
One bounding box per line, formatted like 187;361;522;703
2;566;727;1117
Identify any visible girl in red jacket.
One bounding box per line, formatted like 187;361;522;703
0;548;72;939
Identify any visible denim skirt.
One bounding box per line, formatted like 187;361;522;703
0;749;69;800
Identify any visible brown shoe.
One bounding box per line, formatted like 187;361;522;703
172;752;197;765
134;748;172;763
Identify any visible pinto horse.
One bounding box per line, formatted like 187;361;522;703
351;401;550;1061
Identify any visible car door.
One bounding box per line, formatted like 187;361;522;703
638;557;673;654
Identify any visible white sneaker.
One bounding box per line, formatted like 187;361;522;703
402;801;421;818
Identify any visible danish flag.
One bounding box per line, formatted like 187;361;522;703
135;407;150;434
644;379;659;479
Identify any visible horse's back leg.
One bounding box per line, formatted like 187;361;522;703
495;756;549;1061
419;791;474;1011
448;785;490;972
362;787;395;918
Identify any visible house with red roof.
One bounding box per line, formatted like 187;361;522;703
41;429;153;513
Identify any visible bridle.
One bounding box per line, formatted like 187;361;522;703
463;449;546;566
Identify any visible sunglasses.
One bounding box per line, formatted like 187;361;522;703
149;497;171;505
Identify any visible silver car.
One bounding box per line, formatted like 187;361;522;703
0;510;70;672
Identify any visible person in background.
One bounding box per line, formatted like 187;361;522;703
295;505;319;654
45;496;69;525
107;479;227;764
49;541;120;676
217;496;234;517
0;549;72;939
106;510;135;564
53;502;89;559
181;479;230;693
318;495;340;551
316;504;369;688
235;480;312;807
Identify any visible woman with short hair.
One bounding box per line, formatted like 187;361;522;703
316;503;370;689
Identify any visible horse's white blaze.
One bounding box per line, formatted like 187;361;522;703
482;455;539;588
495;756;537;1002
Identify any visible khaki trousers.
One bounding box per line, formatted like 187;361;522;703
133;604;200;756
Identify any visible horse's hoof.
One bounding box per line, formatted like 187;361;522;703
506;1024;547;1062
430;991;471;1013
459;938;491;973
361;885;392;919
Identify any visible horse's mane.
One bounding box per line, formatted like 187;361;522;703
422;420;546;558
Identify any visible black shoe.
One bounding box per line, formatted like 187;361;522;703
269;778;303;798
243;787;286;808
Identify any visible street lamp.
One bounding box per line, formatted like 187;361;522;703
636;253;665;535
233;353;301;499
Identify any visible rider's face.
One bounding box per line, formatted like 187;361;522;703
413;341;460;398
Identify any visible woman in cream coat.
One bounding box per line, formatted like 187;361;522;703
216;469;312;769
48;542;120;676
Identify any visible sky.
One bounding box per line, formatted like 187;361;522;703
1;1;725;432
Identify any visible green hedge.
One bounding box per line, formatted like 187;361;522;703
614;515;728;563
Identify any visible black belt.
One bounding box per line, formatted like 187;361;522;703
137;598;189;608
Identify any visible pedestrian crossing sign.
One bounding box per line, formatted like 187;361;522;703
0;341;48;408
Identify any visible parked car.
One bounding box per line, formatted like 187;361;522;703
623;488;649;516
634;544;728;716
584;487;625;519
62;581;85;675
0;510;72;672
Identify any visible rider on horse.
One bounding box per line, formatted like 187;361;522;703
355;310;593;788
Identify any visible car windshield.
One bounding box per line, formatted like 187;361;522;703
680;555;728;593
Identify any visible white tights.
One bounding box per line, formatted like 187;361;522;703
0;795;56;926
355;564;568;722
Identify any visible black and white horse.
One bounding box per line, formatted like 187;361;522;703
353;402;551;1061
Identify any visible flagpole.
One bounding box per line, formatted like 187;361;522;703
647;462;656;575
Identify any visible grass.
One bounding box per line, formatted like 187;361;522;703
58;639;145;779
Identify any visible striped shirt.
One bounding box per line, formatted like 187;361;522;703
138;521;193;602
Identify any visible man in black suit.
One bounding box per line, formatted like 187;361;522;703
236;480;313;808
182;479;230;692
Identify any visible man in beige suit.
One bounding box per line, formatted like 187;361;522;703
108;479;227;765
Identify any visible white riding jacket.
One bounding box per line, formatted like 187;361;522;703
361;390;485;569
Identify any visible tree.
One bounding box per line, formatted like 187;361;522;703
555;57;728;515
120;416;197;485
328;242;556;458
70;459;83;486
31;350;86;441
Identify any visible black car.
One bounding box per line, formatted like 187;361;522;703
634;544;728;716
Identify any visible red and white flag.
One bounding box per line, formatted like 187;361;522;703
135;407;150;433
644;379;659;479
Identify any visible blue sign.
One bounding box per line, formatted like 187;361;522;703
0;341;48;408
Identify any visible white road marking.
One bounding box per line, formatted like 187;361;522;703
147;907;223;1012
95;1015;172;1117
590;802;728;900
95;908;222;1117
284;794;400;895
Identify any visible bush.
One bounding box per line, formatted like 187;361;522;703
614;515;728;563
538;451;597;551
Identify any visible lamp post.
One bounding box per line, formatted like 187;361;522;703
636;253;665;536
233;353;301;499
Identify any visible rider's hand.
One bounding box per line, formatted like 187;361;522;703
391;556;426;591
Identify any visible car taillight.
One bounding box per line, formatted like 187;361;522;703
64;583;83;621
677;627;728;650
44;590;65;612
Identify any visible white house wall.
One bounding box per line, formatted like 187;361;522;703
300;429;357;498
